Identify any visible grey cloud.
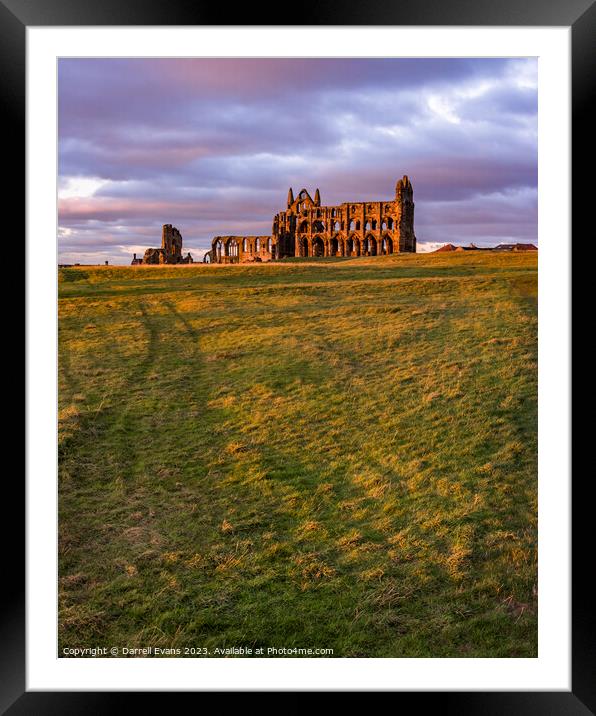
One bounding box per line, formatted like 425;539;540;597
58;57;537;263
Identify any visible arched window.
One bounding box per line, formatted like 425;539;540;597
366;236;377;255
372;220;377;230
255;238;260;252
267;238;272;253
226;239;238;258
242;238;248;252
388;218;393;229
312;237;324;257
356;221;361;230
365;221;371;231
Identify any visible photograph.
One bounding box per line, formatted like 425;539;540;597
57;56;539;660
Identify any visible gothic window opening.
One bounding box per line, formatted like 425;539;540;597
312;237;324;257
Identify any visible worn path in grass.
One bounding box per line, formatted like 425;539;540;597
59;251;537;657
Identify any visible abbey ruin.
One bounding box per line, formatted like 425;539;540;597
207;176;417;263
131;224;194;265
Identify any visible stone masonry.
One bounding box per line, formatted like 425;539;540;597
132;224;194;265
207;176;416;263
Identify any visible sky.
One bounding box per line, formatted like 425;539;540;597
58;58;537;263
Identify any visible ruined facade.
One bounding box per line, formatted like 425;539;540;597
207;176;416;263
132;224;193;265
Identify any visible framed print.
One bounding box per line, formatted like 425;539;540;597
10;0;590;709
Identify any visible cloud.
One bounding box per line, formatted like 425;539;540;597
58;57;537;263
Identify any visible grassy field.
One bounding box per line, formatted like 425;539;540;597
58;250;537;658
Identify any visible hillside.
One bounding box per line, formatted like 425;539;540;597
58;251;537;657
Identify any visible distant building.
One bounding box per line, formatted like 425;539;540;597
132;224;194;265
433;243;458;252
433;242;537;253
493;243;537;252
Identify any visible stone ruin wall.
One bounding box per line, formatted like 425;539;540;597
206;176;416;263
211;236;273;265
133;224;193;265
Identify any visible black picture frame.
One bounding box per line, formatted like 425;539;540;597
10;0;591;709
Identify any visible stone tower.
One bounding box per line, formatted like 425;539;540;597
395;176;416;253
161;224;183;259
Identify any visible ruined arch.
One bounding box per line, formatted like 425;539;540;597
346;235;360;256
364;235;377;256
329;236;339;256
215;240;223;261
381;235;394;255
312;236;325;257
298;220;309;234
298;236;309;257
226;238;239;258
312;220;325;233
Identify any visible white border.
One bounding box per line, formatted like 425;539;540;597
27;26;570;691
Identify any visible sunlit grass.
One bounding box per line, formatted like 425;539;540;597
59;251;537;657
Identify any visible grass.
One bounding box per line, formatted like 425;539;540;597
58;250;537;658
